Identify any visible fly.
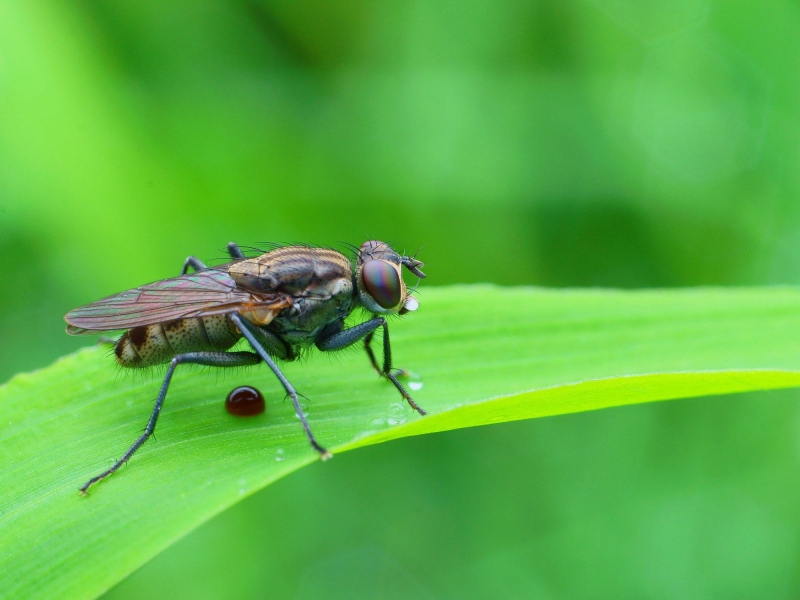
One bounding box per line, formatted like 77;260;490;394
65;240;426;494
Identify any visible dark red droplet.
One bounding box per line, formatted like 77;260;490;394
225;386;265;417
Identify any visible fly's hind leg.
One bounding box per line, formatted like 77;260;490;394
80;350;259;495
317;318;426;416
231;314;330;460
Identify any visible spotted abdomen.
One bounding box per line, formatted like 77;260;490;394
114;315;241;367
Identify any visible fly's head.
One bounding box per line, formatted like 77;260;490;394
355;241;426;315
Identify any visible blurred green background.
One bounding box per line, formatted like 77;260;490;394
2;0;800;597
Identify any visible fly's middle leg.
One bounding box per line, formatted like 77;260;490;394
317;318;426;416
79;350;259;494
231;314;331;460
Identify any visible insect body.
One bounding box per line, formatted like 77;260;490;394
65;240;426;493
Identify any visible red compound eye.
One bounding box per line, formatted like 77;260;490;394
362;260;401;309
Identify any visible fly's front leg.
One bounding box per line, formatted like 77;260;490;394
231;314;331;460
364;331;410;379
372;321;426;415
317;318;427;416
363;330;382;375
80;350;259;495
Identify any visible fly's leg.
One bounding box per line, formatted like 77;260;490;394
363;330;382;375
318;319;383;366
317;318;426;416
181;242;243;275
376;324;426;414
364;331;409;379
181;256;208;275
244;321;295;362
231;314;331;460
367;321;426;415
79;350;259;495
227;242;245;259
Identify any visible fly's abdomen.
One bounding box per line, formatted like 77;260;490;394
200;314;242;350
114;315;241;367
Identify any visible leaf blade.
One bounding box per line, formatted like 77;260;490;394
2;286;800;599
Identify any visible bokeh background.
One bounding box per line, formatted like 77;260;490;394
3;0;800;597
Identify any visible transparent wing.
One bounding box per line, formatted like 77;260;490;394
64;268;287;333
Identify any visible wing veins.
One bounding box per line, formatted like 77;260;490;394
65;269;286;332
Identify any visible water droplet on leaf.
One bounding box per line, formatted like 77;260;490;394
294;403;309;419
387;402;408;426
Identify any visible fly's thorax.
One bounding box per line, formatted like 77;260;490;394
228;245;355;340
355;240;419;315
271;275;355;343
114;316;240;367
227;258;277;293
228;246;353;296
323;276;355;310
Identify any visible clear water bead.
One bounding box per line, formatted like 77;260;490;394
387;402;408;426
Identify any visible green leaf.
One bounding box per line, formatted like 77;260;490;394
3;286;800;599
